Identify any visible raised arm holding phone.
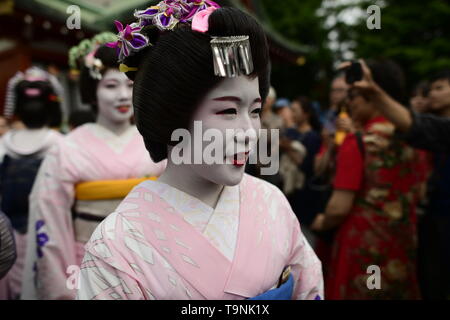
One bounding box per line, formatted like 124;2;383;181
311;59;425;299
342;60;450;153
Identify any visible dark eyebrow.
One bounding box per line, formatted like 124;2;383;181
213;96;241;102
102;78;120;83
213;96;262;103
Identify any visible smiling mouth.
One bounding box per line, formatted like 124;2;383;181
116;105;131;113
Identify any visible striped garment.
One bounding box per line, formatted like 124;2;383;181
0;211;16;279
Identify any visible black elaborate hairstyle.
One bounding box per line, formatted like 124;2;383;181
79;45;120;111
14;80;61;129
122;7;270;162
367;59;406;105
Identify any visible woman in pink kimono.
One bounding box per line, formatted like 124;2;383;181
21;34;166;300
76;2;323;300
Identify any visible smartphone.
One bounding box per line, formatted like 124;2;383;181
345;61;363;84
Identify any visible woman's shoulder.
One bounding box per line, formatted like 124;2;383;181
243;173;281;192
243;173;291;207
84;210;132;259
54;124;90;148
87;185;159;244
64;123;97;140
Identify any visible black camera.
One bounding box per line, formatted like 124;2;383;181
345;61;363;84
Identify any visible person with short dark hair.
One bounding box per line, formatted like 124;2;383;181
285;96;322;227
410;70;450;299
401;70;450;153
345;65;450;153
410;81;430;114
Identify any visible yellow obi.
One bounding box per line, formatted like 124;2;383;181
73;177;157;243
75;176;157;201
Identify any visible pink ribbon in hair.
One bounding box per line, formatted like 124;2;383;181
191;6;217;33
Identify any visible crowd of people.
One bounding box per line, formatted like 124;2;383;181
250;60;450;300
0;1;449;301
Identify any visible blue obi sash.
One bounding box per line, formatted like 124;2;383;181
248;274;294;300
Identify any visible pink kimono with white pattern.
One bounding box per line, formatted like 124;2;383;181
21;124;166;300
76;173;323;300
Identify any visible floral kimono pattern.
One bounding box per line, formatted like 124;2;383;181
327;117;425;299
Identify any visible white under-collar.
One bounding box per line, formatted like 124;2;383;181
2;128;62;157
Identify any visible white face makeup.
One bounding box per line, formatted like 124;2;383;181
182;75;262;186
96;69;134;124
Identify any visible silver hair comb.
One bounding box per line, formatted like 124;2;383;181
210;35;254;78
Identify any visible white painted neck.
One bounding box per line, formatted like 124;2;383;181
96;112;131;136
157;152;224;209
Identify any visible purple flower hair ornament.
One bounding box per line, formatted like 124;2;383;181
181;0;220;22
106;21;149;61
134;5;161;27
134;0;220;30
154;6;180;30
108;0;220;63
135;2;181;30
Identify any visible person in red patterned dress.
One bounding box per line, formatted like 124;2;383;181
311;59;426;299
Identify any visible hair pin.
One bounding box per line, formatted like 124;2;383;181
119;63;138;73
210;36;254;77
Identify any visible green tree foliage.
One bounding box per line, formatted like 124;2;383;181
322;0;450;91
258;0;333;103
261;0;450;103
